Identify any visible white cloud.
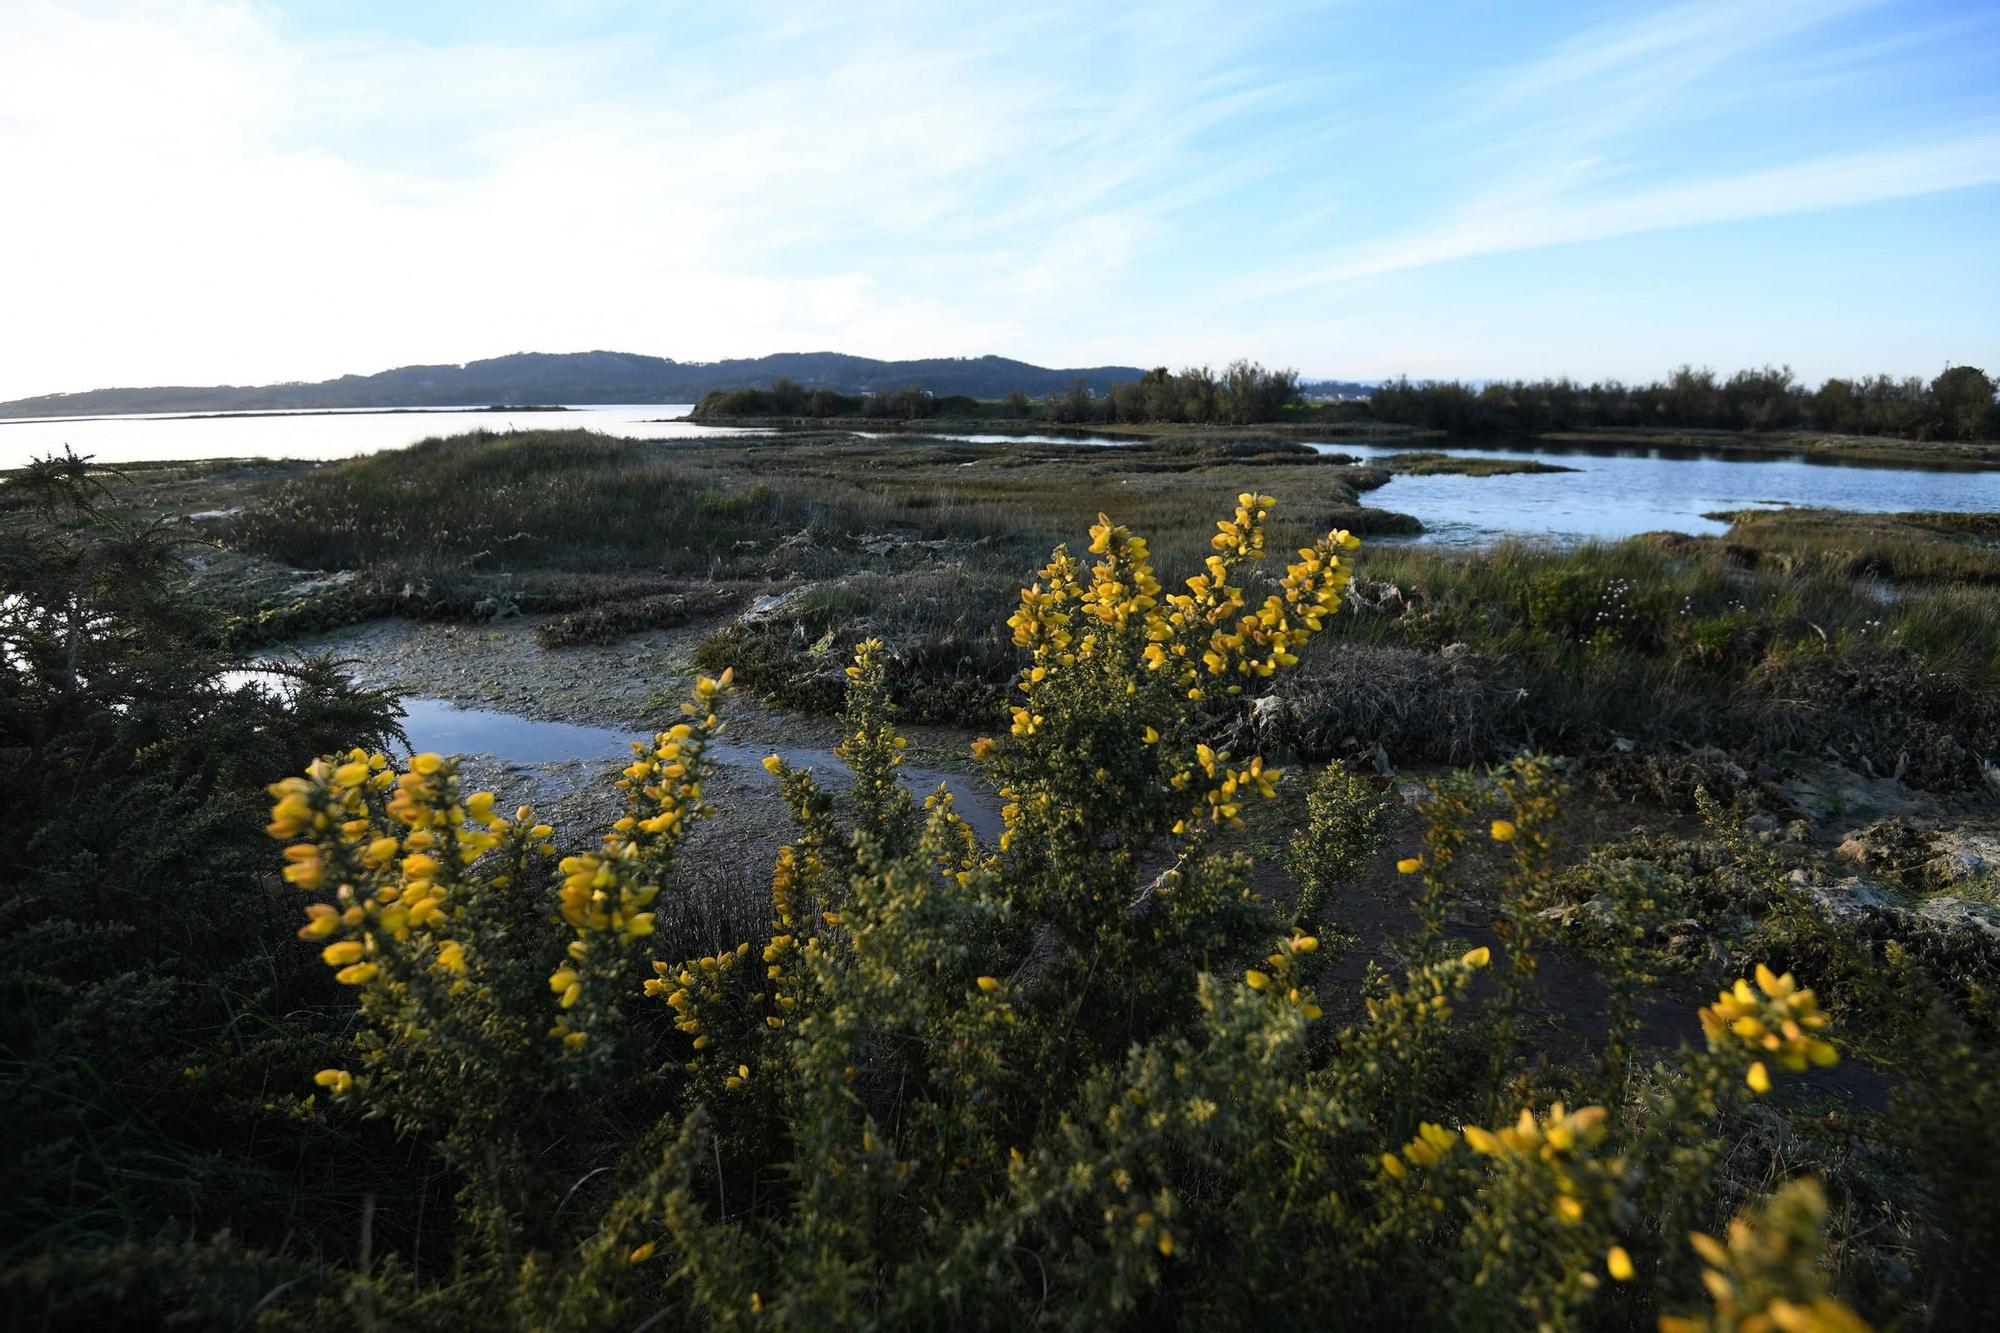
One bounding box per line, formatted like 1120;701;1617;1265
0;0;1305;397
0;0;1993;395
1271;132;2000;292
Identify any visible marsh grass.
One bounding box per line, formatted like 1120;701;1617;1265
1274;536;2000;787
1708;507;2000;586
220;430;2000;791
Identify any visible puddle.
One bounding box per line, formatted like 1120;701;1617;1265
398;696;1004;839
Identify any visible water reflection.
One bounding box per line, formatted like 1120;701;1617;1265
1301;439;2000;545
0;403;740;469
396;697;1003;838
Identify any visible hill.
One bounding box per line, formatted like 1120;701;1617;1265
0;350;1149;419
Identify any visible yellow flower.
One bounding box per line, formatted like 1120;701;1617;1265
970;737;997;760
628;1242;656;1264
1747;1061;1772;1094
411;752;443;775
1396;857;1422;874
1607;1246;1634;1281
1490;819;1517;842
1244;969;1272;991
297;903;339;939
761;754;782;775
1461;946;1491;968
976;976;1001;993
313;1068;353;1095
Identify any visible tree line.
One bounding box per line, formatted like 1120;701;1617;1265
695;360;1306;426
1044;361;1302;425
1368;364;1998;441
694;380;993;420
696;361;1998;440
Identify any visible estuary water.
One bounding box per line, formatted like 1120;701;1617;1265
5;406;1995;544
0;403;731;468
1300;439;2000;545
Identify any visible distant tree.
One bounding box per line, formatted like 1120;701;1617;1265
1661;366;1721;428
1140;367;1179;422
1930;365;1997;441
768;377;807;414
1046;378;1096;424
1175;366;1219;423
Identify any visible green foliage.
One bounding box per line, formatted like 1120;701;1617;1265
16;483;1990;1329
1288;759;1396;926
1056;360;1302;425
0;451;403;1267
1369;363;1998;441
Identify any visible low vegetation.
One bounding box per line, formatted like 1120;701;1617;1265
6;436;1999;1327
211;433;2000;785
694;361;2000;449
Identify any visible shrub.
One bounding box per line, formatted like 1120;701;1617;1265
202;497;1895;1329
1288;759;1396;925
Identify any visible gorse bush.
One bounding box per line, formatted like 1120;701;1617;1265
0;453;403;1283
1288;759;1396;927
190;496;1893;1330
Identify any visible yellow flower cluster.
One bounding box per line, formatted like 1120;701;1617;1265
1463;1101;1608;1163
1380;1121;1456;1179
1241;931;1325;1020
269;748;513;989
994;498;1354;852
645;832;833;1077
1173;742;1281;832
1698;965;1837;1093
834;639;909;818
1659;1179;1872;1333
267;749;396;891
1138;495;1356;696
1006;548;1082;672
548;672;731;1047
1458;1100;1634;1281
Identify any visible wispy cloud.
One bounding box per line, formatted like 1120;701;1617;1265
0;0;1993;394
1270;131;2000;291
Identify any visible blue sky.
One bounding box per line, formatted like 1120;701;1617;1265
1;0;1995;398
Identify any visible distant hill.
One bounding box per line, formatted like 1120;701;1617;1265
0;351;1151;419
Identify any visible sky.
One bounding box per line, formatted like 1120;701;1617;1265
1;0;1996;399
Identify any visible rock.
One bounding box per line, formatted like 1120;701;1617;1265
1248;694;1288;742
1773;761;1941;827
1914;896;2000;947
1927;828;2000;892
289;570;358;596
852;530;958;558
737;584;821;627
473;595;521;623
1794;876;1904;926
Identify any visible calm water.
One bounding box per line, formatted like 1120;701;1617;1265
0;403;737;469
887;430;2000;542
1311;439;2000;544
395;697;1003;838
7;405;1994;543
